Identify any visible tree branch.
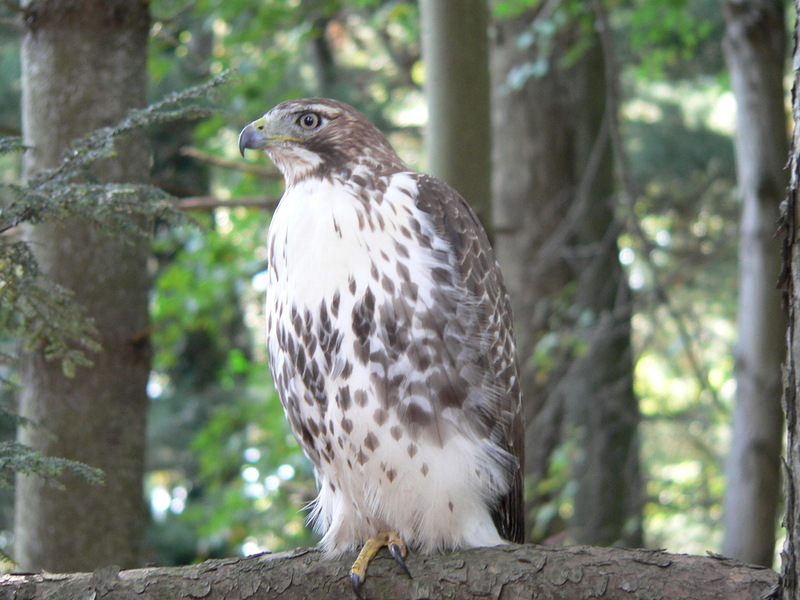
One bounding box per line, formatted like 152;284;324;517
175;195;279;212
0;544;778;600
179;147;282;179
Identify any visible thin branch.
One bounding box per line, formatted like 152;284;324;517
1;0;24;14
1;196;278;236
175;195;279;212
179;147;282;179
524;107;614;282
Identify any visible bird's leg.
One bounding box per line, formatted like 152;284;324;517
350;531;411;599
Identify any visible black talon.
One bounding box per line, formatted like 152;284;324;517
388;543;412;578
351;571;368;600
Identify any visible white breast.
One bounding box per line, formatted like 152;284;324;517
267;175;402;304
264;171;507;554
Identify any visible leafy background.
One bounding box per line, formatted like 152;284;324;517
0;0;774;565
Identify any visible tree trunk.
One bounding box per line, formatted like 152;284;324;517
420;0;492;229
0;544;779;600
779;2;800;595
490;8;641;545
722;0;787;568
16;0;151;571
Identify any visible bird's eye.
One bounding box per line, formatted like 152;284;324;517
297;112;322;130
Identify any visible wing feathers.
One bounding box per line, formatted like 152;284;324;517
412;174;525;543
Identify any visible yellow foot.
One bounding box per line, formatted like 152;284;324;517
350;531;411;599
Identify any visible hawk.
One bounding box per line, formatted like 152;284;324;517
239;98;523;596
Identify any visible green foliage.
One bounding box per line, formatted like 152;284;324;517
141;0;741;562
494;0;601;92
0;17;20;138
529;436;579;542
0;441;103;489
494;0;720;91
619;78;738;553
0;72;232;488
147;210;316;560
502;0;740;553
494;0;542;19
0;0;752;564
616;0;720;79
0;251;100;378
0;138;21;156
186;381;317;554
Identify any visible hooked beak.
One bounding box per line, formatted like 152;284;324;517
238;117;267;157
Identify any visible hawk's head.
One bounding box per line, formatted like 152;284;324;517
239;98;407;186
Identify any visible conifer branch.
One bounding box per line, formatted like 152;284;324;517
0;71;234;484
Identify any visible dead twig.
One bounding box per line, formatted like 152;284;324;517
175;195;279;212
180;146;282;179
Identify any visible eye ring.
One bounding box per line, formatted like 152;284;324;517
297;112;322;130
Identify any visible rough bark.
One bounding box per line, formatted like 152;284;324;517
0;545;779;600
490;8;641;545
16;0;151;571
420;0;492;228
722;0;788;568
780;2;800;595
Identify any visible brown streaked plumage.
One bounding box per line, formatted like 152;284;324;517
239;98;524;597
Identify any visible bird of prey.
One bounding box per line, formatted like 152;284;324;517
239;98;524;597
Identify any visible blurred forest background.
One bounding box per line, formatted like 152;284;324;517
0;0;792;574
